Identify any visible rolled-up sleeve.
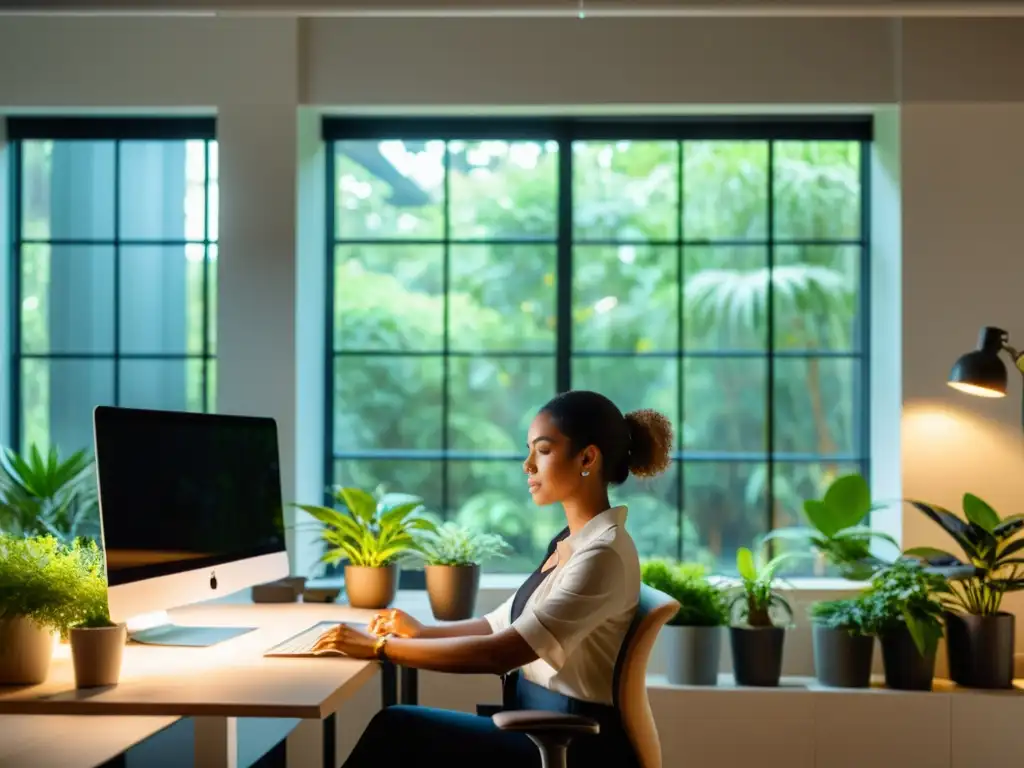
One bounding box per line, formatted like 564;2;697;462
484;594;514;634
511;546;624;671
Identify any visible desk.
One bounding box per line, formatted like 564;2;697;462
0;715;179;768
0;602;383;768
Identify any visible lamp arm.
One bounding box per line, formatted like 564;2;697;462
1002;343;1024;376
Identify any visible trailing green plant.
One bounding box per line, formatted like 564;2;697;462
295;486;437;569
0;445;99;544
760;473;898;580
641;559;729;627
414;521;510;567
809;597;874;636
728;546;793;628
904;493;1024;616
0;534;106;637
857;560;946;658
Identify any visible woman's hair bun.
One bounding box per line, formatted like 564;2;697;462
625;409;674;478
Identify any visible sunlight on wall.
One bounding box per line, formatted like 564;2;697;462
902;400;1024;550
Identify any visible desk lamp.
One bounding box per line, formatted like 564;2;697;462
948;326;1024;429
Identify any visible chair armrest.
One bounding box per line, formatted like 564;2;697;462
492;710;600;736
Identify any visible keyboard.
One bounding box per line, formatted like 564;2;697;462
263;620;365;657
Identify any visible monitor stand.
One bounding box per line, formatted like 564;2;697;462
126;611;257;648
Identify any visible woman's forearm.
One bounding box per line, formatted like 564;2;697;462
383;629;536;676
415;618;493;639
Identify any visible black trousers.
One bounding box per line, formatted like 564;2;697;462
343;676;639;768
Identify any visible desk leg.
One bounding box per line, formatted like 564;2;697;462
400;666;418;705
380;661;397;707
285;718;324;768
194;716;238;768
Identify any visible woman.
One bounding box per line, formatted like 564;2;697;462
312;390;673;768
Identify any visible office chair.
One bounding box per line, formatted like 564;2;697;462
490;585;680;768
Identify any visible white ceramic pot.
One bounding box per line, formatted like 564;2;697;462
70;624;128;688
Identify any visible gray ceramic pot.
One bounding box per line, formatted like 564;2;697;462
812;623;874;688
70;624;128;689
881;624;936;691
425;564;481;621
0;617;54;685
665;625;722;686
945;610;1015;689
344;564;399;609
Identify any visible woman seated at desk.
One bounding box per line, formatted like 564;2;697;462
312;389;674;768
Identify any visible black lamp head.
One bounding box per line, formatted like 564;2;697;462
948;326;1009;398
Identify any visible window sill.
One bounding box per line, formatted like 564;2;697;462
479;574;868;593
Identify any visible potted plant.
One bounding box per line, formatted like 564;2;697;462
808;598;875;688
0;534;99;685
415;522;509;621
858;560;945;691
727;546;792;687
905;492;1021;689
68;549;127;689
641;559;728;686
761;473;898;580
296;486;436;609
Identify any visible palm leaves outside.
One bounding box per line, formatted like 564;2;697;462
295;486;437;569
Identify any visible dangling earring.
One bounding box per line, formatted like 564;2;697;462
581;470;590;477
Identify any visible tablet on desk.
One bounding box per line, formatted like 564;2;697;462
263;620;367;658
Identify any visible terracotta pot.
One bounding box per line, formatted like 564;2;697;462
0;617;55;685
425;564;480;621
344;564;399;609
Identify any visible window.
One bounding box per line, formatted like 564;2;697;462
8;117;218;461
324;117;871;575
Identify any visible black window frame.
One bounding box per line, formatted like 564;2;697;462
6;116;219;452
322;115;874;580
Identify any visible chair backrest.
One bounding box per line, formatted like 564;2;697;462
613;584;680;768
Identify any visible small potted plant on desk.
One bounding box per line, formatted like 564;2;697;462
727;546;793;687
858;560;946;691
0;534;98;685
68;546;127;689
905;492;1022;689
641;559;728;686
415;521;509;621
296;486;436;609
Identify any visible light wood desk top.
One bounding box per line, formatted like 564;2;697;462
0;602;381;719
0;715;180;768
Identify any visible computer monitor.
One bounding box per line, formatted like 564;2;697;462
94;405;289;646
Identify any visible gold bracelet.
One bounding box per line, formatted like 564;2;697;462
373;633;392;660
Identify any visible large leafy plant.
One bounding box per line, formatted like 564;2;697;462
729;546;793;628
0;445;98;544
904;493;1024;615
641;559;729;627
857;560;946;658
414;521;510;567
296;486;437;569
0;534;106;637
761;473;897;580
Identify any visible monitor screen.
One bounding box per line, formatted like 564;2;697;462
94;406;286;587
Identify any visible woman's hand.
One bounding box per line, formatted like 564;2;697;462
310;623;378;660
368;608;423;639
